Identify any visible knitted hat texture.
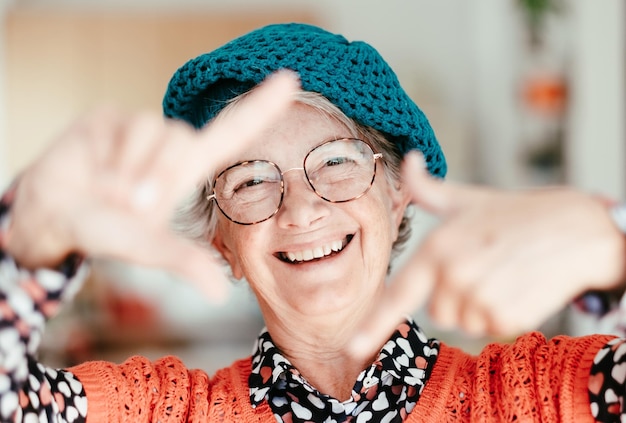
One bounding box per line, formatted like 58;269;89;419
163;23;446;177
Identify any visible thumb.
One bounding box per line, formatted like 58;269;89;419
348;249;437;361
402;151;473;217
75;210;231;304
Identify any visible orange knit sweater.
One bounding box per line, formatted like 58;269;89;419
69;331;613;422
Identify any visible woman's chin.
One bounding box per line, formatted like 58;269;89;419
282;286;371;321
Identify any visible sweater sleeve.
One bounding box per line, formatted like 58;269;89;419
0;184;216;423
68;355;212;423
0;184;90;422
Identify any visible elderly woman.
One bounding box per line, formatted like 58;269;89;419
1;23;626;422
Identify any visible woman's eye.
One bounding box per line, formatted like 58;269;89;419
325;157;351;166
235;178;265;191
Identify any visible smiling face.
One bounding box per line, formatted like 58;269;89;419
212;101;410;324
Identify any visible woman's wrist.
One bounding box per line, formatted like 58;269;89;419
573;197;626;317
0;179;85;275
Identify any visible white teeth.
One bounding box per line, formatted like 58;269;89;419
282;238;346;263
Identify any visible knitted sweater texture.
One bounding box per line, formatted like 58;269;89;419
69;331;612;422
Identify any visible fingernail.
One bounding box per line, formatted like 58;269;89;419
462;309;487;338
406;151;426;170
268;69;301;85
210;278;231;305
349;333;372;359
186;260;232;305
197;272;231;305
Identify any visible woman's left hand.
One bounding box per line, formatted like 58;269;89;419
351;152;626;358
5;71;299;303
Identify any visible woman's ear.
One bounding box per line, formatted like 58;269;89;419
212;228;244;280
388;181;412;235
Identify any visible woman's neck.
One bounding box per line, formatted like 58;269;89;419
263;309;379;401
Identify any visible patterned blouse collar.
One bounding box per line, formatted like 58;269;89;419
249;317;440;422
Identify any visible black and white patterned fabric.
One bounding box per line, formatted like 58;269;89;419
249;318;440;423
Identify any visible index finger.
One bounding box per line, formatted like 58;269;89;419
403;151;484;217
188;70;299;179
126;71;299;214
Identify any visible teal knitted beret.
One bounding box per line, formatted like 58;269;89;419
163;23;446;177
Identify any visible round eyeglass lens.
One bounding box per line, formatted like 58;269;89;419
304;138;377;202
213;160;283;224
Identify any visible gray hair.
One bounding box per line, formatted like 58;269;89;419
172;91;413;263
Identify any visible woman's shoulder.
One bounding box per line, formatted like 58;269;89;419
410;332;618;422
69;354;261;421
210;356;252;381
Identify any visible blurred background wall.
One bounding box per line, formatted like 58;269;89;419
0;0;623;371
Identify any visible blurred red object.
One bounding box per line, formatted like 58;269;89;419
522;74;568;116
103;290;158;328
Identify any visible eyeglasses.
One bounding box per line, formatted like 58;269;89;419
207;138;383;225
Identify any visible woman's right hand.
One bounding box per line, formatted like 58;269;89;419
350;152;626;359
3;71;299;302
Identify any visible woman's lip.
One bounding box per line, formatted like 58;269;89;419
275;234;354;264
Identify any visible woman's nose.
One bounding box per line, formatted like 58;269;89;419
275;168;330;228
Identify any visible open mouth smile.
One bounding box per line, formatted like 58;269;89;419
276;234;354;264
